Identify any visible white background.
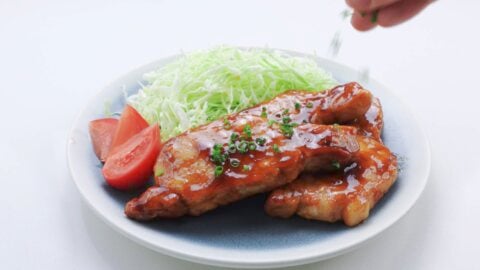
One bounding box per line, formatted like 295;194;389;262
1;0;479;269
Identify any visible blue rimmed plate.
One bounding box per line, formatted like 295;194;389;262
67;49;430;268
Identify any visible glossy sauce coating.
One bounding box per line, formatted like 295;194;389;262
349;97;383;141
125;120;359;219
265;136;397;226
242;82;373;126
125;83;371;220
265;89;394;226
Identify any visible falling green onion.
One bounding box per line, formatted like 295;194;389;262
370;11;378;24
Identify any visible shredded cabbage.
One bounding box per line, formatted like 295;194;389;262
127;46;336;140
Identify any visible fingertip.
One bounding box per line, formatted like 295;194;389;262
351;11;377;31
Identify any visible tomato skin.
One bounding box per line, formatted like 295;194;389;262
89;118;118;162
102;124;161;190
109;105;149;157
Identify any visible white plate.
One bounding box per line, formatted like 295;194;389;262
67;49;430;269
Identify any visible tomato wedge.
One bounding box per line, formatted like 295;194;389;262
89;118;119;162
102;124;161;190
108;105;149;157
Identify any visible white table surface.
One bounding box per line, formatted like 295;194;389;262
1;0;479;269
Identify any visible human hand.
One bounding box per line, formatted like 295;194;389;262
346;0;435;31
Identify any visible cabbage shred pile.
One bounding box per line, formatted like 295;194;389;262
128;46;336;141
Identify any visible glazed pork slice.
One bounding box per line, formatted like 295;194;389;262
265;135;397;226
125;120;360;220
125;82;374;220
265;88;395;226
241;82;373;126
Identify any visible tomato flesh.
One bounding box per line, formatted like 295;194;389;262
108;105;149;157
89;118;119;162
102;124;161;190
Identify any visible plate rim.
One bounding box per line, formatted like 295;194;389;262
67;48;431;269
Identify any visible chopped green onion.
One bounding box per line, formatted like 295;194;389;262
228;143;237;153
255;137;267;146
243;124;252;138
282;116;291;124
223;118;232;129
282;109;289;115
295;102;301;111
280;123;294;138
273;144;281;153
306;102;313;108
237;141;249;154
215;165;224;177
242;164;251;171
261;107;267;118
248;142;256;151
230;132;239;142
211;144;226;164
268;119;276;127
332;161;341;170
154;166;165;177
230;159;240;167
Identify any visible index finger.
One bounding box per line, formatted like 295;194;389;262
346;0;401;11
